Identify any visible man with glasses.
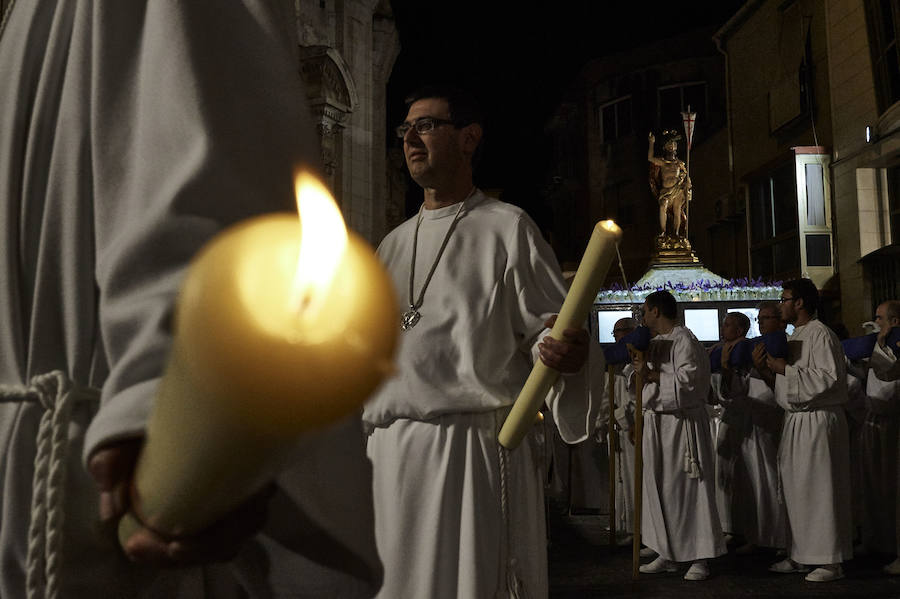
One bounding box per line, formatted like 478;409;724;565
714;302;787;556
364;85;598;598
766;279;852;582
629;290;724;581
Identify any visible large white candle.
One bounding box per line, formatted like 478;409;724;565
119;172;397;541
498;220;622;449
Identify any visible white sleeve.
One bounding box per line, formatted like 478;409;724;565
84;1;319;459
870;342;900;381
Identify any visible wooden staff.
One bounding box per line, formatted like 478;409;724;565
607;363;616;551
630;347;645;582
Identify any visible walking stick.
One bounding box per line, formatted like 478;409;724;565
630;348;645;582
607;364;616;551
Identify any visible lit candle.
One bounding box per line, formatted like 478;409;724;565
498;220;623;450
119;171;397;542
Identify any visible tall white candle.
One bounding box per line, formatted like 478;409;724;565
498;220;622;450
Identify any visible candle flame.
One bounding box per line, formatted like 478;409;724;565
600;219;620;233
291;171;348;319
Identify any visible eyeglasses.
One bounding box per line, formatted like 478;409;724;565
779;296;797;303
395;117;456;139
756;315;779;322
612;328;634;335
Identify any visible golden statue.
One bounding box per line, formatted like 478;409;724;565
648;130;692;249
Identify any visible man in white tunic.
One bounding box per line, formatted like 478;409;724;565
365;86;597;599
630;291;725;581
857;301;900;557
710;311;750;541
714;302;787;554
598;317;639;545
766;279;852;582
868;300;900;575
0;3;381;597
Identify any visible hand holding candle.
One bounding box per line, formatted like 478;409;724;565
118;171;397;545
498;220;623;450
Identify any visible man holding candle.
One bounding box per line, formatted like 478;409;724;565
766;279;852;582
366;85;598;598
629;290;725;581
0;2;381;597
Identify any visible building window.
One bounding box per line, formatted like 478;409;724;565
865;0;900;112
657;82;707;135
889;165;900;242
597;96;632;144
748;162;800;279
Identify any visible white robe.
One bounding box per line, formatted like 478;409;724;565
364;194;600;599
774;319;853;565
610;368;636;534
859;367;900;553
0;2;380;597
713;368;786;548
628;325;725;562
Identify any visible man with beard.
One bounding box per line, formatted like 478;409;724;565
767;279;852;582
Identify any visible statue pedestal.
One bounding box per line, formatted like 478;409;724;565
650;235;700;266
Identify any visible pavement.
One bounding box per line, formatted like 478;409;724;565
548;512;900;598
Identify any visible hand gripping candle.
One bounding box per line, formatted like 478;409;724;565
118;171;397;543
498;220;622;449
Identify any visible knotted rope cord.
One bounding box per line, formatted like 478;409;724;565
682;410;701;480
0;371;97;599
496;441;525;599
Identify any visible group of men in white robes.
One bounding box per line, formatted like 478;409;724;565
606;280;888;584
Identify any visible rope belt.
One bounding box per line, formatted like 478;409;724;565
0;371;99;599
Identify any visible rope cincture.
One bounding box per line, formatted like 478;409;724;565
496;441;527;599
0;371;98;599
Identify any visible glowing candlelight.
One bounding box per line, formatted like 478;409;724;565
498;220;623;449
119;170;397;542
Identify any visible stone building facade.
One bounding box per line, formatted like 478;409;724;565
715;0;841;320
295;0;400;245
822;0;900;331
718;0;900;332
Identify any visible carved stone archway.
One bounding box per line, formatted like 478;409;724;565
298;46;358;201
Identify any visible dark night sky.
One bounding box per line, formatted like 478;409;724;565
387;0;746;220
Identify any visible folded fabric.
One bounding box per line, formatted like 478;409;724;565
603;325;651;364
841;329;900;360
710;332;788;372
842;333;877;361
760;330;789;359
709;338;756;372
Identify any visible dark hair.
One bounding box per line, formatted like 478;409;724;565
783;278;819;315
645;290;677;320
727;312;751;336
404;84;484;128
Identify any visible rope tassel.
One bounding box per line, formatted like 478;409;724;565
0;371;97;599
